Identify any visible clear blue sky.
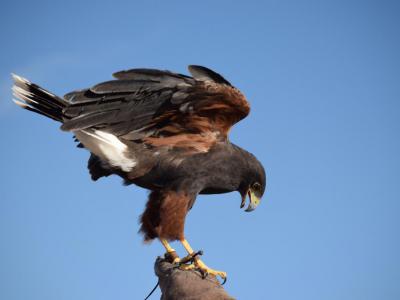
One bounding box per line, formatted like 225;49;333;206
1;1;399;299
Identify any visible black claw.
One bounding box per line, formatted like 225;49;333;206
201;271;208;279
221;277;227;285
193;250;203;258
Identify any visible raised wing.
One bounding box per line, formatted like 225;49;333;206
61;65;250;152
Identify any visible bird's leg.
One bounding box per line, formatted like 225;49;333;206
179;238;227;283
160;239;180;264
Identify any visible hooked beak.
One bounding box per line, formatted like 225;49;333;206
240;189;261;212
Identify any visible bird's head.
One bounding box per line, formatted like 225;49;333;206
239;153;266;212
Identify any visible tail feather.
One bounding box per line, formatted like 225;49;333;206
12;74;67;122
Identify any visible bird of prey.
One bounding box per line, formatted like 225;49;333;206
12;65;266;282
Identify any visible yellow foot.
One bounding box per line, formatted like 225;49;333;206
180;257;227;284
160;239;180;264
178;238;227;284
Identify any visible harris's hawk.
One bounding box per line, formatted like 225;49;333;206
12;65;266;281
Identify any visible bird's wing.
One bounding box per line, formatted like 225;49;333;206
61;65;250;153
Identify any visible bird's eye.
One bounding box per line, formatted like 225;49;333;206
252;182;261;191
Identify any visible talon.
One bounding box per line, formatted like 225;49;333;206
192;250;203;259
179;239;226;284
202;271;208;279
221;277;227;285
192;257;226;283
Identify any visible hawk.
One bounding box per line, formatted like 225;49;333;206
12;65;266;282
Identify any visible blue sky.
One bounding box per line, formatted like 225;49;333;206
1;1;399;299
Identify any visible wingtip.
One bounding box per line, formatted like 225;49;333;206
11;73;30;85
12;98;29;108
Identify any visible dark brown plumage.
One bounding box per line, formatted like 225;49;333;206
12;66;266;273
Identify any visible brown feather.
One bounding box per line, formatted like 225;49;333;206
143;82;250;153
140;190;192;241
